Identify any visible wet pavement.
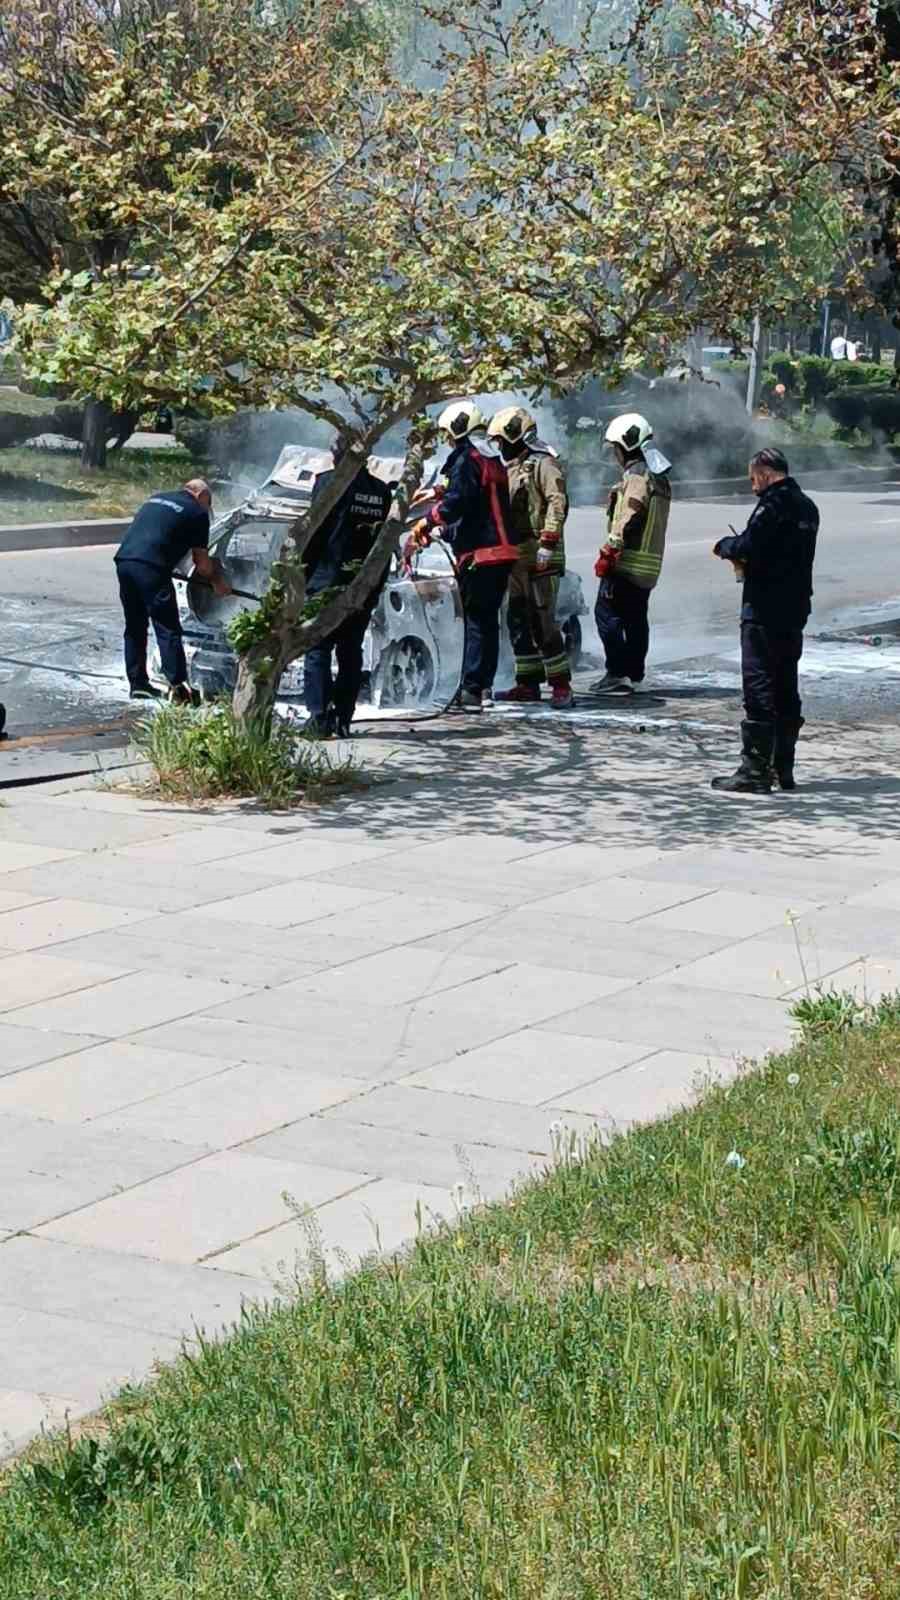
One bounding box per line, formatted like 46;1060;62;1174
2;485;900;743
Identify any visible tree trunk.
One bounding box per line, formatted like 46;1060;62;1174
231;418;435;731
81;398;112;468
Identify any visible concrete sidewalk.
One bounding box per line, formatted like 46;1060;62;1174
2;710;900;1457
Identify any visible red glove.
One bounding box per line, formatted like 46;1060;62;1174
594;544;620;579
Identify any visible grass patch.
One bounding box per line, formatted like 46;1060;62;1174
4;1012;900;1596
133;700;363;806
0;445;200;524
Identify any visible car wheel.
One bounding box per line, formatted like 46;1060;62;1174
378;636;436;707
563;615;582;669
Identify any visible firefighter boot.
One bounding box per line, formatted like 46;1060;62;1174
774;717;804;791
549;675;575;710
711;720;775;794
496;683;541;703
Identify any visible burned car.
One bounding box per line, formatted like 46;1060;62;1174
170;445;587;718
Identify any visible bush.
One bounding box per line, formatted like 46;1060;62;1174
133;702;362;806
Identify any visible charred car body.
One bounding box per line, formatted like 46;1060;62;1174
171;446;587;716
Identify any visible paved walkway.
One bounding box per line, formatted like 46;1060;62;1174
2;709;900;1456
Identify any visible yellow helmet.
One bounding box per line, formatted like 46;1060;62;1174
437;400;486;441
487;405;536;446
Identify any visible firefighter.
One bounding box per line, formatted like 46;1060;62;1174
409;400;519;711
114;478;229;703
303;441;393;738
711;447;819;793
485;405;574;709
594;414;672;694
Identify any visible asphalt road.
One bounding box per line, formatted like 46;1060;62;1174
2;482;900;739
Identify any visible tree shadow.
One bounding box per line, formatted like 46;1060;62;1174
0;471;92;507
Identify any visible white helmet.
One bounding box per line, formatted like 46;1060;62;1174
604;413;653;453
487;405;536;446
437;400;486;441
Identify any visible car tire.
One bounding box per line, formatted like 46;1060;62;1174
377;636;436;707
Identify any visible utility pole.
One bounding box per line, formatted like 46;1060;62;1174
745;313;765;416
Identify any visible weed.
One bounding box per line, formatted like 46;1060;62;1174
133;701;362;806
790;986;900;1038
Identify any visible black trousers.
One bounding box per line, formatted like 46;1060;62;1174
116;559;187;689
741;621;803;723
594;574;651;682
304;605;374;724
459;563;510;694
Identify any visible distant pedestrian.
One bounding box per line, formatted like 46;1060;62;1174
711;448;819;793
114;479;229;703
830;328;848;361
593;413;672;695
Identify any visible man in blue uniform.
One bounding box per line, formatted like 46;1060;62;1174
302;450;393;737
114;479;229;702
410;400;519;711
711;448;819;793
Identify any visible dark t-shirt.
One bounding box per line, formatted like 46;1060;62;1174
115;490;210;575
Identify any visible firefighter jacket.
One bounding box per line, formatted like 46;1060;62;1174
305;467;393;598
506;447;568;576
428;437;518;563
714;476;818;629
607;457;671;591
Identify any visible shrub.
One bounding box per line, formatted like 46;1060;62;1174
133;702;362;806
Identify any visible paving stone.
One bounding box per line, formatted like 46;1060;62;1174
403;1029;654;1105
110;910;391;974
293;947;516;1009
666;937;860;999
420;910;729;981
0;803;205;853
392;832;546;869
208;836;402;879
0;1022;100;1079
196;879;393;929
0;1041;237;1123
0;1235;268;1338
7;970;256;1039
211;1177;458;1282
0;840;80;874
793;956;900;1004
551;1049;735;1124
297;891;499;945
247;1117;529;1192
49;925;322;990
0;1112;207;1232
37;1150;374;1263
312;859;552;910
763;903;900;959
540;981;793;1058
0;898;150;954
137;1012;402;1081
525;876;714;923
486;841;671;887
0;1302;182;1404
638;889;818;939
845;879;900;912
0;1388;91;1458
0;889;46;915
0;950;131;1012
320;1083;603;1155
0;856;282;914
108;824;284;867
630;848;889;902
93;1060;368;1148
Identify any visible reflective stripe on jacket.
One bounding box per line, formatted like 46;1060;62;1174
506;449;568;575
608;459;671;590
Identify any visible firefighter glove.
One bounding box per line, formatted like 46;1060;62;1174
594;543;620;579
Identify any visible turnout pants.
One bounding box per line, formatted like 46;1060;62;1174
506;558;570;684
459;563;511;694
594;573;651;683
115;559;187;689
304;604;375;726
741;622;803;724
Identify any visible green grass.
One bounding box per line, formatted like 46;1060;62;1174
0;445;199;524
133;701;364;806
4;1012;900;1597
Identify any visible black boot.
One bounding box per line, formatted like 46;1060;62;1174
774;717;804;791
711;720;775;793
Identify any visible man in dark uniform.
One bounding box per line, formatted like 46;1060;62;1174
302;447;393;737
409;400;519;711
114;478;229;702
712;447;819;793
